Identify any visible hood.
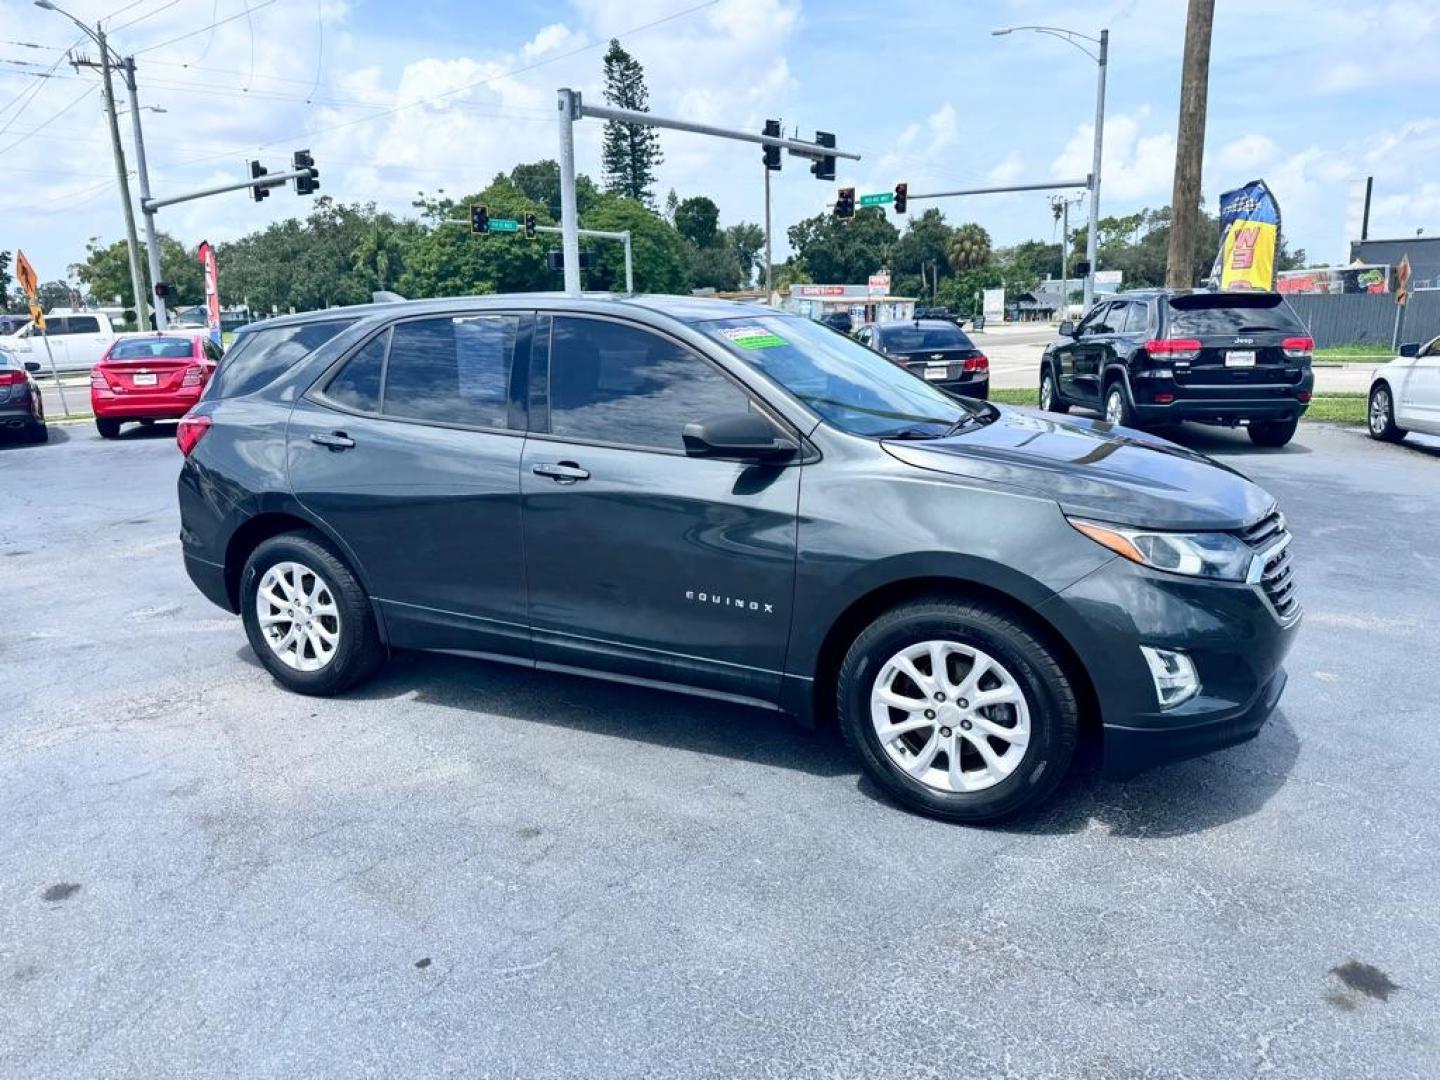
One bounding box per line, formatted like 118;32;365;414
882;406;1274;531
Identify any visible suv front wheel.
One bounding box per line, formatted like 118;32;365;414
240;531;385;695
837;599;1078;823
1039;367;1068;413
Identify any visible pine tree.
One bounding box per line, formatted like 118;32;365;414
600;39;663;207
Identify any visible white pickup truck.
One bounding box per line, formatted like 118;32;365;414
0;309;121;374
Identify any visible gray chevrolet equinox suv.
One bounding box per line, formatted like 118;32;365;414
178;295;1299;822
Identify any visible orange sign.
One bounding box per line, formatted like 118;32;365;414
16;249;39;299
1395;255;1412;307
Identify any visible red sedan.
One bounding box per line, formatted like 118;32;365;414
90;332;223;439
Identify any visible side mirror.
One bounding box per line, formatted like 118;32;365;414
23;361;41;373
1058;319;1076;337
1399;341;1419;358
683;411;797;462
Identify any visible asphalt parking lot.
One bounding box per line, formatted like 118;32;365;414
2;419;1438;1079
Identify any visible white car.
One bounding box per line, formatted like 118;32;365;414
0;310;120;374
1369;334;1440;442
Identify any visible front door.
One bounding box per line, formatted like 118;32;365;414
1399;334;1440;434
1056;302;1108;403
520;313;801;704
287;311;532;657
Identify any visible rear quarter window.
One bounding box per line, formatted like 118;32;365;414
1166;294;1306;336
204;318;356;399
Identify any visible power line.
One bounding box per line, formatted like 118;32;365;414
0;84;96;156
134;0;278;56
112;0;186;35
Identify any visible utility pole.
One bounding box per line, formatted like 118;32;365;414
95;31;148;330
122;58;165;329
1084;29;1108;309
1165;0;1215;288
764;163;773;304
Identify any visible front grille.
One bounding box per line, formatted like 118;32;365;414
1237;510;1299;622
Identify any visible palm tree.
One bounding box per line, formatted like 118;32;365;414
353;224;403;292
947;223;992;272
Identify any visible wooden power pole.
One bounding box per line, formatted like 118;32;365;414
1166;0;1215;288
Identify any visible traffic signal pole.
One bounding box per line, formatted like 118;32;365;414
556;87;860;297
534;225;633;294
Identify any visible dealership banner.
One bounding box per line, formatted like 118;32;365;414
198;240;221;345
1211;179;1281;291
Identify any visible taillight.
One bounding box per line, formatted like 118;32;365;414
0;371;23;387
181;364;207;387
1146;338;1202;361
90;367;108;390
1154;392;1175;404
1297;390;1312;402
176;414;211;456
963;354;989;373
1282;336;1314;359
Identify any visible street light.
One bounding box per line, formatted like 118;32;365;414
993;24;1109;311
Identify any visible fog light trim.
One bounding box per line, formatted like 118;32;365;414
1140;645;1200;710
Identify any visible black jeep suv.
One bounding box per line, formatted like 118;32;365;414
1039;289;1314;446
178;295;1299;823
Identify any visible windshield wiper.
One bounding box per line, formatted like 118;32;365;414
882;425;950;440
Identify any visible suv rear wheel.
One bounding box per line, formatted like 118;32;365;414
1103;382;1135;428
837;599;1078;823
1248;418;1299;447
240;531;385;695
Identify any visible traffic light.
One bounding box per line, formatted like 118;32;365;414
248;160;270;202
811;130;835;181
834;186;855;221
293;149;318;196
154;282;172;299
893;182;908;214
471;204;489;234
763;119;781;171
523;211;537;239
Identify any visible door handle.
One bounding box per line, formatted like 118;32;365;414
310;430;355;451
532;461;590;483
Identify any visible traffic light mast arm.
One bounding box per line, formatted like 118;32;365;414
575;99;862;163
143;167;315;212
905;177;1090;202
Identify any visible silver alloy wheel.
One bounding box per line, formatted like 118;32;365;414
1040;374;1054;410
870;639;1031;793
1105;388;1124;425
255;561;341;672
1369;387;1390;434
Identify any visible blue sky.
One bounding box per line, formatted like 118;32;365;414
2;0;1437;293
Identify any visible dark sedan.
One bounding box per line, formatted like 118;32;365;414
856;319;990;399
0;352;47;443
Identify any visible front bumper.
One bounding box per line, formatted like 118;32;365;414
1037;556;1300;779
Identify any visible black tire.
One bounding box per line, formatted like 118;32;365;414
95;418;121;439
1103;380;1136;428
837;599;1078;824
239;530;385;696
1248;418;1299;447
1039;367;1068;413
1367;383;1405;442
26;422;48;444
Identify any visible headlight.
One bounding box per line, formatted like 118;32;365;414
1068;517;1254;581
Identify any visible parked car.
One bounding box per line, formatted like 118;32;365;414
0;310;120;374
820;311;853;334
1039;289;1314;446
169;308;211;329
0;352;47;443
178;295;1299;824
857;319;990;400
90;332;225;439
1368;335;1440;442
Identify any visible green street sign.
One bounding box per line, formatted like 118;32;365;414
488;218;520;233
859;192;894;207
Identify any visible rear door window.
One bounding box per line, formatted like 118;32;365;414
1166;294;1306;336
381;314;517;429
205;318;356;399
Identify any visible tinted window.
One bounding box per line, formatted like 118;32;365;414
65;316;101;335
1121;302;1150;334
877;324;975;351
1166;294;1306;335
1077;304;1112;336
701;315;983;438
382;314;516;428
548;317;750;451
110;337;195;360
205;318;355;399
325;331;386;413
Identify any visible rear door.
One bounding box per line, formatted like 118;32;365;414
520;313;801;703
287;311;532;657
1163;293;1309;399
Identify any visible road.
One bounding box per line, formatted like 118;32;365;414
2;420;1438;1079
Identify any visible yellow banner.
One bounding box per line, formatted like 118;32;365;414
1219;220;1278;291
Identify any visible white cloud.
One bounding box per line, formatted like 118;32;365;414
1052;107;1175;202
988;151;1026;186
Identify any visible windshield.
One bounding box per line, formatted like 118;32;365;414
878;323;974;352
110;337;195;360
700;315;990;438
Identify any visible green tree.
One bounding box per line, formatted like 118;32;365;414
352;221;410;294
72;234;204;309
0;251;12;311
600;39;663;207
398;178;552;297
673;196;720;248
890;208;954;297
37;281;76;309
688;244;745;291
722;222;765;286
583;193;689;294
936;266;1004;316
506;159;599;219
787;207;898;284
946;223;992;272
